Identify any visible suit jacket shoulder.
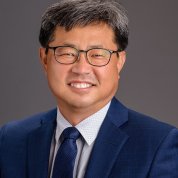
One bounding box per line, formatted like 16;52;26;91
0;108;57;139
84;98;178;178
0;108;57;178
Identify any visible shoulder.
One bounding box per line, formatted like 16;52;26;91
111;98;177;142
126;110;178;176
0;108;57;140
127;108;175;133
128;108;174;130
108;98;178;176
123;108;178;152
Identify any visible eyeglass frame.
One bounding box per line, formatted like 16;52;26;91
46;45;122;67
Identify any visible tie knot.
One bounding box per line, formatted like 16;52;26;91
62;127;80;140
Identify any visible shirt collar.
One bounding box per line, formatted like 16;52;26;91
55;101;111;146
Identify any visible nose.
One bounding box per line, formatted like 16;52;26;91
71;52;91;75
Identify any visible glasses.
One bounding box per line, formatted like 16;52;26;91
46;46;122;67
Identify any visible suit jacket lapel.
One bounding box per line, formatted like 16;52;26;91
27;109;57;178
84;98;129;178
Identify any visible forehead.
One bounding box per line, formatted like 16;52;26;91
51;23;117;49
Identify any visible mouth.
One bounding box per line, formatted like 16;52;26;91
68;81;96;89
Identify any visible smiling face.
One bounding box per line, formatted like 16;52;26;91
40;23;126;122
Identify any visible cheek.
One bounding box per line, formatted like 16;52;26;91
46;64;67;86
96;65;119;85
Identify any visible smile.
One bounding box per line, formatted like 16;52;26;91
70;83;93;89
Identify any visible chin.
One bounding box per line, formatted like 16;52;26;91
71;100;93;108
66;96;97;108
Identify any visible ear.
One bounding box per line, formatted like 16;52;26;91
39;47;48;74
117;50;126;74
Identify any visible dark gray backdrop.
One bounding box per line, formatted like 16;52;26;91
0;0;178;127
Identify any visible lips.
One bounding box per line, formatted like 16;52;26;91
70;83;92;89
68;79;96;89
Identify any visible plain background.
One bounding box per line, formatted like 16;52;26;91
0;0;177;127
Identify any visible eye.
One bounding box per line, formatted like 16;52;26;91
91;54;104;58
55;47;77;58
57;52;75;57
89;49;107;59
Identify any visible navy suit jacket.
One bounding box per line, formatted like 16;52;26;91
0;98;178;178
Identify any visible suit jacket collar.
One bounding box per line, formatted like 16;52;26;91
84;97;129;178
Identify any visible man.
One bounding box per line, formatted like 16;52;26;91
0;0;178;177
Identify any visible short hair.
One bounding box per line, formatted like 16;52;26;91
39;0;129;50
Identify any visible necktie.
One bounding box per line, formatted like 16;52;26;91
52;127;80;178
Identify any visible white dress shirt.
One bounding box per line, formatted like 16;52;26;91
49;101;111;178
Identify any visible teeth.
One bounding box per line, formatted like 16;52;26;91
70;83;92;89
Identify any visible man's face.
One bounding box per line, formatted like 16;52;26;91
40;23;126;115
